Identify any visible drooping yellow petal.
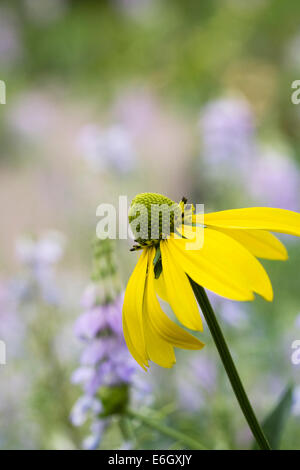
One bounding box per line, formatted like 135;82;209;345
160;241;203;331
123;317;148;371
154;270;169;302
204;207;300;237
168;228;273;301
143;269;176;368
212;227;288;260
146;248;204;352
122;250;149;369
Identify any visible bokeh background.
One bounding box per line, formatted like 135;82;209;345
1;0;300;450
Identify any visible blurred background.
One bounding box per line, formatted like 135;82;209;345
1;0;300;450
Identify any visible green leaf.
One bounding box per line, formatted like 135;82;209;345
153;245;162;279
252;384;293;450
154;259;162;279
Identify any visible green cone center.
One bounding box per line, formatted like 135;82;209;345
128;192;181;243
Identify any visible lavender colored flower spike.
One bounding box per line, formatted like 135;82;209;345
74;306;109;340
71;238;150;449
106;294;125;336
71;367;94;386
83;420;109;450
74;294;124;340
70;396;102;427
80;338;114;366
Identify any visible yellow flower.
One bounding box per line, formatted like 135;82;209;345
123;193;300;370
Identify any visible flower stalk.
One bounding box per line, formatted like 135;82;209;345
189;277;271;451
126;409;206;450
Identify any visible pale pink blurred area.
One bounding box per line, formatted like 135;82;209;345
7;91;61;140
0;86;191;271
112;89;193;199
0;87;108;270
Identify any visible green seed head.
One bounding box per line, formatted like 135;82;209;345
128;192;181;244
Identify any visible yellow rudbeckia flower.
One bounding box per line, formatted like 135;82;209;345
123;192;300;370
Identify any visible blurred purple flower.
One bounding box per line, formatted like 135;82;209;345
189;356;217;392
15;231;65;304
292;386;300;416
80;338;114;366
218;301;248;328
176;354;218;412
83;419;109;450
16;232;65;266
75;294;124;340
78;340;138;396
113;90;157;137
74;307;110;340
207;291;248;328
7;92;59;140
294;314;300;329
71;283;150;448
71;366;94;386
199;97;256;177
0;281;25;358
248;146;300;210
177;380;205;412
70;395;102;427
77;123;136;174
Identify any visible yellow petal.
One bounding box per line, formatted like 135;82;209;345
143;284;176;369
168;227;273;301
146;248;204;351
168;235;252;301
212;228;288;260
204;207;300;237
122;250;149;369
160;241;203;331
154;271;169;302
123;317;148;371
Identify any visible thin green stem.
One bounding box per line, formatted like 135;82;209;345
119;416;134;442
126;409;206;450
189;277;271;450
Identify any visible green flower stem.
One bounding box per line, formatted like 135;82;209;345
189;278;271;450
119;416;134;442
126;409;206;450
